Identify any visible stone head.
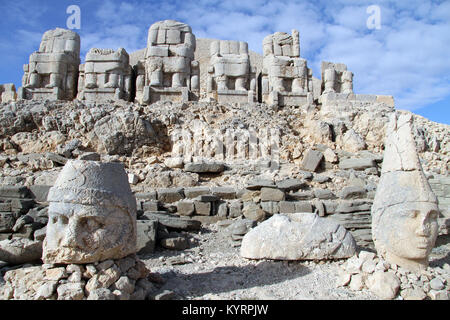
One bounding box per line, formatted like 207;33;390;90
43;160;137;264
372;173;439;271
372;113;440;272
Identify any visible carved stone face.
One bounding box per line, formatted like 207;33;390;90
375;201;439;269
42;160;137;264
44;201;134;264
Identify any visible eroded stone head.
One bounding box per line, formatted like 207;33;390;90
42;160;137;264
372;112;439;272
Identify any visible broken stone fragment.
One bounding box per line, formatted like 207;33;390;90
0;238;42;264
157;188;185;203
184;161;225;173
136;220;157;254
301;149;324;172
142;212;201;231
260;187;285;202
242;202;266;222
339;158;376;171
240;213;356;260
366;271;400;300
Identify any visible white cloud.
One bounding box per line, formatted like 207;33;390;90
7;0;447;111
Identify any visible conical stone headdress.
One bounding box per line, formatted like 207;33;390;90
372;112;437;213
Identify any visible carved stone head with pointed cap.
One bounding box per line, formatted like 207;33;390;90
372;112;439;272
43;160;137;264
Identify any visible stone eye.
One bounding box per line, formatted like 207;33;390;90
80;218;104;231
59;216;69;225
408;211;419;219
428;210;438;220
52;216;58;224
87;219;99;229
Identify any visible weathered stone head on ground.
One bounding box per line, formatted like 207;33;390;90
43;160;137;264
240;212;356;261
372;112;439;272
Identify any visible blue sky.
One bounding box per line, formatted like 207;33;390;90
0;0;449;124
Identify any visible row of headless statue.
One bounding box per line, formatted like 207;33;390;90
18;20;354;106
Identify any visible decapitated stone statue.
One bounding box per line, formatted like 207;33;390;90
371;112;440;272
261;30;313;106
19;28;80;101
321;61;354;95
42;160;137;264
135;20;198;105
207;40;256;103
77;48;133;102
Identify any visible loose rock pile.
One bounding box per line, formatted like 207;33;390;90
337;250;450;300
2;254;157;300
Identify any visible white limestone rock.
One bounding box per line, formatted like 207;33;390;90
240;213;356;260
366;271;400;300
0;238;42;264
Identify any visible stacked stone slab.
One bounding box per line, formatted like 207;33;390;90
0;186;37;240
77;48;133;102
0;84;17;103
135;20;198;105
0;186;44;265
19;28;80;101
207;40;256;103
261;30;314;106
428;175;450;235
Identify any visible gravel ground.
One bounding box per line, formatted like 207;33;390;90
140;222;382;300
1;221;448;300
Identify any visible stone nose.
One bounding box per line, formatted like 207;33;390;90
415;218;431;237
60;219;79;247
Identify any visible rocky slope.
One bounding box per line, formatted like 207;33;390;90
0;98;448;300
